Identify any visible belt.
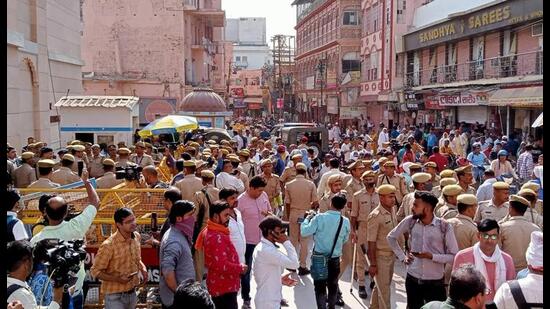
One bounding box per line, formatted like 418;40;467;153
406;274;444;285
376;251;395;257
115;288;136;295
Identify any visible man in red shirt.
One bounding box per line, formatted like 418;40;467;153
195;201;248;309
428;146;448;172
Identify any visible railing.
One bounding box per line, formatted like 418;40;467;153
405;50;543;87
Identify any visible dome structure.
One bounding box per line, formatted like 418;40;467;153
178;87;226;113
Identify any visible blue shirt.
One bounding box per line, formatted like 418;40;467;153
301;210;351;258
467;152;487;167
274;154;286;176
427;133;438;148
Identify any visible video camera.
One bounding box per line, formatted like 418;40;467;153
390;139;402;153
115;165;143;181
33;239;87;288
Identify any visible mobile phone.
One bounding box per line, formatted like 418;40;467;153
77;161;84;176
297;217;305;224
151;213;158;232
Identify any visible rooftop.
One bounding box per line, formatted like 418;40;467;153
54;96;140;109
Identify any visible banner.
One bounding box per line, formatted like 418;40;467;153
233;98;245;108
340;106;367;119
85;247;160;284
327;97;338;114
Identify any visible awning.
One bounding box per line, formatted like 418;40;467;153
532;112;543;127
487;87;543;107
243;97;263;104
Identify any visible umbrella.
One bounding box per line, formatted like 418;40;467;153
138;115;198;137
532;112;543;128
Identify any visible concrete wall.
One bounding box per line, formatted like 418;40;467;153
225;17;266;45
232;45;272;69
7;0;83;151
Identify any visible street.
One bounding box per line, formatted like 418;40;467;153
238;239;408;309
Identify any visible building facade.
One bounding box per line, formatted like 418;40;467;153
401;0;543;136
80;0;229;127
293;0;362;124
225;17;272;69
228;69;265;118
7;0;84;150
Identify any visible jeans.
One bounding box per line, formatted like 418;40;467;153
212;292;238;309
104;290;138;309
405;274;446;309
313;257;340;309
70;291;84;309
240;244;256;301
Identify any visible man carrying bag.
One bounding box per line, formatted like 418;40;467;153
301;193;351;309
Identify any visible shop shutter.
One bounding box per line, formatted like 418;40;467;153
457;106;488;124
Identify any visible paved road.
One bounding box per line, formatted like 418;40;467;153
238;241;408;309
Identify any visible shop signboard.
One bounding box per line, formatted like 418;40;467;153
340;106;367;119
437;92;488;106
424;95;446;110
306;76;315;90
230;87;244;97
326;70;337;89
327;97;338;114
233;98;245;108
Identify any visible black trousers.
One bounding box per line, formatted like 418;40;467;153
405;274;446;309
313;257;340;309
240;244;256;301
212;292;238;309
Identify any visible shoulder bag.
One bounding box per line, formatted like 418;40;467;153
310;215;343;281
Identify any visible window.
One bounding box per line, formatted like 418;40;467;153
342;52;361;73
242;56;248;63
236;56;241;62
365;4;380;34
343;11;359;25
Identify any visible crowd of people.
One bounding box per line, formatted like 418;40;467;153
6;118;544;309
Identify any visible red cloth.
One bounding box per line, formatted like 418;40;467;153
203;226;242;297
428;153;448;172
402;151;415;163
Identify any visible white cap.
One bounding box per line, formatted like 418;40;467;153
526;231;543;269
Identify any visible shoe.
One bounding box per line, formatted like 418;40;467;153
242;300;251;309
336;294;345;306
358;286;368;299
280;298;289;307
370;281;376;290
298;267;311;276
286;268;297;273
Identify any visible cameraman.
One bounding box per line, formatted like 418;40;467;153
30;169;99;309
137;166;169;189
7;240;63;309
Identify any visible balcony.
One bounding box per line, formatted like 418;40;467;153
405;51;543;88
297;0;328;24
189;0;224;27
183;0;198;10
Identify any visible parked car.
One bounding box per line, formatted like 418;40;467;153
270;123;316;144
280;126;329;159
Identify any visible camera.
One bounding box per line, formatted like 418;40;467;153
115;165;143;181
33;239;87;288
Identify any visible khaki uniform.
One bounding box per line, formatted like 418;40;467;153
350;188;378;286
344;177;364;198
500;209;543;230
430;175;441;189
285;175;318;268
70;156;89;174
88;155;105;178
459;184;476;195
397;191;416;222
262;173;281;211
175;174;204;201
435;202;459;220
318;190;348;214
96;172;124;189
12;163;37;188
28;178;60;189
367;205;399;309
499;217;541;272
280;166;297;184
237;171;250;192
241;161;257;178
376;173;408;205
50;167;81;186
432;185;443;198
474;200;510;222
446;214;478;250
129;154;155;168
115;159;137;169
535;199;543;216
192;184;220;281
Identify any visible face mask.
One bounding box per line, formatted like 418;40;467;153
174;216;195;242
366;182;375;188
46;203;68;221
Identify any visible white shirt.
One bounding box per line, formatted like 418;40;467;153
378;131;389;149
228;208;246;264
476;178;498;202
319;164;331;179
493;273;543;309
252;238;299;309
7;211;29;240
234;135;244;150
7;277;60;309
317;168;348;198
341;143;352;161
215;172;245;193
31;205;97;295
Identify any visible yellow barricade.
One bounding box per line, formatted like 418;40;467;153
18;187;169;247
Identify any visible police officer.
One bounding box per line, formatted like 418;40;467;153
228;154;250;192
260;159;282;215
12;152;37;188
512;188;543;229
521;182;543;215
376;161;408;206
28;159;60;189
423;161;440;191
50;154;81;185
96;159;124;189
114;147;136;169
454;165;476;195
175;160;204;201
280;153;302;185
435;184;463;219
447;194;478;250
130;142;155;168
397;172;431;222
284;162;318;275
475;181;510;222
350;170;379;298
88;144;105;178
238;149;258;179
498;195;542;272
366;184;399;309
433;178;458;212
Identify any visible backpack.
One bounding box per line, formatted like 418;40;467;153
7;215;19;242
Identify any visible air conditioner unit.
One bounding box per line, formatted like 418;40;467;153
532;23;543;37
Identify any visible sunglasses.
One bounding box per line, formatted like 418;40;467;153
481;233;498;240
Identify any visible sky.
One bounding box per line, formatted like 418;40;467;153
222;0;296;43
